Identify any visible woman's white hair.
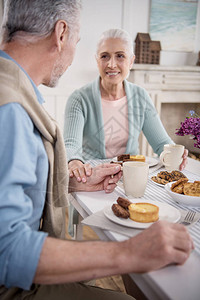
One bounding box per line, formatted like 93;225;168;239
96;28;134;57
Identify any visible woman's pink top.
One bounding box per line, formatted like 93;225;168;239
101;96;129;158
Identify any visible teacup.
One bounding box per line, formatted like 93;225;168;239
160;144;185;171
123;161;149;198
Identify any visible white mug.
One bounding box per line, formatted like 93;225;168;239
123;162;149;198
160;144;185;171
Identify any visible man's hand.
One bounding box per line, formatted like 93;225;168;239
179;149;188;171
34;220;193;285
68;160;92;182
122;220;194;273
69;163;122;193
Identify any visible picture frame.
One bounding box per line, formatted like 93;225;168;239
149;0;198;52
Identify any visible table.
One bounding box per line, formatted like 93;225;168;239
71;157;200;300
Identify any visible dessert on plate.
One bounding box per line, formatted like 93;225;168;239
183;181;200;196
128;203;159;223
171;178;188;194
117;154;145;162
151;170;187;185
111;197;159;223
171;179;200;197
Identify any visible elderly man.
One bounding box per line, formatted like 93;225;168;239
0;1;193;300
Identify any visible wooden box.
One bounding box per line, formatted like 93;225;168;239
135;33;161;64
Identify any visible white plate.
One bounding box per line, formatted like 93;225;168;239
150;178;166;188
112;156;158;168
165;182;200;207
146;157;159;167
104;200;181;229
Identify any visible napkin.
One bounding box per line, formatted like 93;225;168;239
81;208;200;238
81;209;140;237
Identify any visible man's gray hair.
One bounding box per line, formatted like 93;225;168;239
1;0;82;43
96;28;134;56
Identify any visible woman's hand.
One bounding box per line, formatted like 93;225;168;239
68;160;92;183
179;149;188;171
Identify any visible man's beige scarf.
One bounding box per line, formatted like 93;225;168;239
0;57;69;238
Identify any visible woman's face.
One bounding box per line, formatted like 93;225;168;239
96;38;135;86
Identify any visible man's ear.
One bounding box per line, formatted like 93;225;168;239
54;20;69;52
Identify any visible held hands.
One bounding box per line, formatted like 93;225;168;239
122;221;194;273
68;160;92;182
85;163;122;193
69;163;122;193
180;149;188;171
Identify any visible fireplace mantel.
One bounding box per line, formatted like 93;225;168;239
128;64;200;156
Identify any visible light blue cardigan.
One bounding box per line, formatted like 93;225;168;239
64;77;173;162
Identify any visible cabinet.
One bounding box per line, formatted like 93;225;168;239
128;64;200;156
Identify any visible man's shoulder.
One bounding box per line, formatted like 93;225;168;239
0;102;34;128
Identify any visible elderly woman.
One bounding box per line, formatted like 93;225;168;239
64;28;188;182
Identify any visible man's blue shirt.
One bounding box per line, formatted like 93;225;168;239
0;51;48;289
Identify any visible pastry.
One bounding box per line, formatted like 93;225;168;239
117;154;130;161
170;178;200;196
117;154;145;162
171;178;188;190
171;178;188;194
112;204;130;219
151;176;169;185
171;170;186;178
129;155;145;162
154;170;188;185
128;203;159;223
183;182;200;197
117;197;132;209
157;171;171;181
170;171;187;181
112;198;159;223
172;184;185;194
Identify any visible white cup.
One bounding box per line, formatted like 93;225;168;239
160;144;185;171
123;162;149;198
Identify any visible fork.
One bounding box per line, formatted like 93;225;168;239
180;211;196;226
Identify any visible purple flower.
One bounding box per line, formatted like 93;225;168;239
189;110;200;118
175;116;200;149
189;110;195;116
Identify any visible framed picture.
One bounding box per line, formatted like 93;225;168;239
149;0;198;52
